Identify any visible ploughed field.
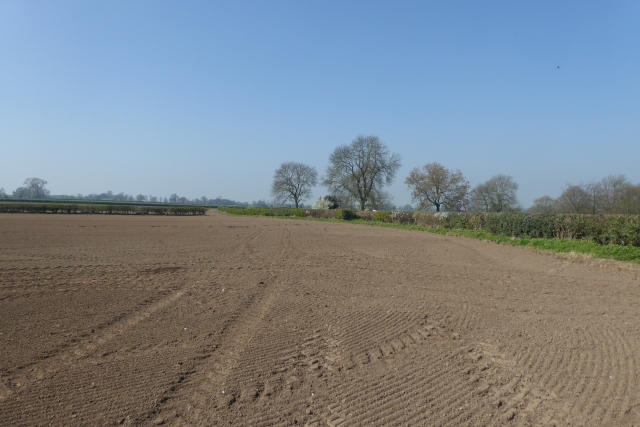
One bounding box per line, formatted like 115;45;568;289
1;212;640;427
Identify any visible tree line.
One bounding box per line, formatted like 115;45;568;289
529;176;640;214
271;134;640;214
0;178;248;207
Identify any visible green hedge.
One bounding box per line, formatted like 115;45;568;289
415;212;640;247
0;203;207;216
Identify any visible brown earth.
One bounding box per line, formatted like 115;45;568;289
1;211;640;427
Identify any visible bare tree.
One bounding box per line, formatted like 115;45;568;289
169;193;178;203
405;163;469;212
323;135;401;211
554;185;591;213
529;196;556;213
201;196;209;205
619;184;640;214
599;175;632;213
271;162;318;208
0;188;6;198
470;175;519;212
468;182;492;212
136;194;146;202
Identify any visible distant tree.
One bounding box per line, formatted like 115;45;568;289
0;188;6;198
469;175;519;212
149;196;158;203
12;187;29;198
583;181;605;214
163;197;168;203
271;162;318;208
14;178;50;198
552;180;625;214
400;204;414;212
467;183;491;212
554;185;591;213
405;163;469;212
252;199;270;208
178;196;187;204
529;196;556;213
619;184;640;214
169;193;178;203
136;194;146;202
323;135;401;211
25;177;50;198
599;175;632;213
201;196;208;205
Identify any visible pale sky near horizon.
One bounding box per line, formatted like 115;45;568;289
2;1;639;207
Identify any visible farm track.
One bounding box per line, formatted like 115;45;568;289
1;213;640;426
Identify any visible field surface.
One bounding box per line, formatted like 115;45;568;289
1;212;640;427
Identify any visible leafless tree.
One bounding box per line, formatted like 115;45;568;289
0;188;6;198
405;162;469;212
468;182;492;212
529;196;556;213
469;175;519;212
136;194;146;202
271;162;318;208
554;185;592;213
553;180;618;214
169;193;178;203
323;135;401;211
201;196;208;205
619;184;640;214
599;175;632;213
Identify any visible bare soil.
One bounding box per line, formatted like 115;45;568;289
1;211;640;426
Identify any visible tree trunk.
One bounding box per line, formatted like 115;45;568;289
360;200;365;211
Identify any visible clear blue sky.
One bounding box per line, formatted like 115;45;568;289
2;1;639;207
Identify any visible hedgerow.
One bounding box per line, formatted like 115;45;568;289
218;207;640;247
0;203;206;216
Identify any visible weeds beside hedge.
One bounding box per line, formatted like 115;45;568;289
218;207;640;247
0;203;207;215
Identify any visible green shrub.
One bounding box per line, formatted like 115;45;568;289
373;211;392;223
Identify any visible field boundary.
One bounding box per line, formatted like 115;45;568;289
217;209;640;265
0;202;207;215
